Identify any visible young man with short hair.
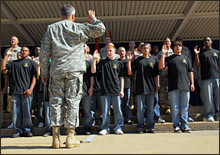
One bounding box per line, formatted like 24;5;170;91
92;44;125;135
159;41;195;133
1;47;37;137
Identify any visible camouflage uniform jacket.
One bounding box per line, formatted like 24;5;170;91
39;17;106;78
4;46;21;62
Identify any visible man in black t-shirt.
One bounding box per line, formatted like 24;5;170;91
127;43;160;133
1;47;37;138
81;53;94;135
159;41;195;133
92;44;125;135
118;47;133;125
194;37;219;122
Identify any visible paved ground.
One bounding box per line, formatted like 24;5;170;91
1;130;219;154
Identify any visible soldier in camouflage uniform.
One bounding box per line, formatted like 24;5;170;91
39;4;105;149
158;37;173;114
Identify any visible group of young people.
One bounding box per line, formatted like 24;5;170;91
1;4;218;149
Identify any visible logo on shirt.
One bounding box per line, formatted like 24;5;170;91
149;62;153;68
183;59;187;64
24;62;28;67
213;52;218;57
113;64;117;69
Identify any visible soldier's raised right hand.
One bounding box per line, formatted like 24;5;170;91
88;10;95;21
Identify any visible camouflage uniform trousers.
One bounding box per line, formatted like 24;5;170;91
158;75;170;108
49;72;83;128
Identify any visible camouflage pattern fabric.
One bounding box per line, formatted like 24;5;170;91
49;72;83;128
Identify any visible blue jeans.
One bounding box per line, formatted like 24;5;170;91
91;91;102;120
100;96;124;131
202;78;219;119
12;94;33;133
168;90;190;130
121;88;132;121
44;102;51;132
81;95;93;127
136;94;155;130
154;93;161;119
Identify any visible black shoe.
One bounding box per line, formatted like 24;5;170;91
26;132;33;137
84;126;91;135
125;120;133;125
147;128;155;133
12;132;21;138
181;128;192;133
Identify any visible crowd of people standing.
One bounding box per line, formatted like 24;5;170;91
1;4;219;149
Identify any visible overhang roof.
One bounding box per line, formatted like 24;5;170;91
1;1;219;47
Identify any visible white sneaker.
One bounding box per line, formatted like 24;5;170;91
203;117;214;122
99;129;108;135
115;129;124;135
38;122;44;128
7;123;14;129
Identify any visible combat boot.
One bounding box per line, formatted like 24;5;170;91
52;126;61;149
66;128;80;148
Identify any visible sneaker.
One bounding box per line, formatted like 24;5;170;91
125;120;133;125
38;122;44;128
8;123;14;129
43;132;51;137
99;129;109;135
26;132;33;137
181;128;192;133
174;127;181;133
12;132;20;138
147;128;155;133
188;117;194;122
203;117;214;122
115;129;124;135
156;118;165;123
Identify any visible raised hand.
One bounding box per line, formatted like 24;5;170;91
162;44;168;56
194;46;200;54
127;51;133;61
88;10;95;21
7;48;13;56
93;49;100;61
133;48;139;58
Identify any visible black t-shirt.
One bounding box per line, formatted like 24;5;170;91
82;60;93;96
182;46;192;63
96;58;125;96
199;49;219;80
132;56;159;95
118;59;131;89
93;73;101;92
165;54;193;92
6;59;37;95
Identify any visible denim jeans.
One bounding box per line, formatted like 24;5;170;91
37;92;44;122
43;102;51;132
12;94;33;133
136;94;155;131
202;78;219;119
121;88;132;121
100;96;124;131
91;91;102;120
81;95;93;127
154;93;161;119
168;90;190;130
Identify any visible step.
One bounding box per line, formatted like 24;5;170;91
1;121;219;138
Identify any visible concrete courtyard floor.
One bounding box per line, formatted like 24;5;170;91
1;130;219;154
